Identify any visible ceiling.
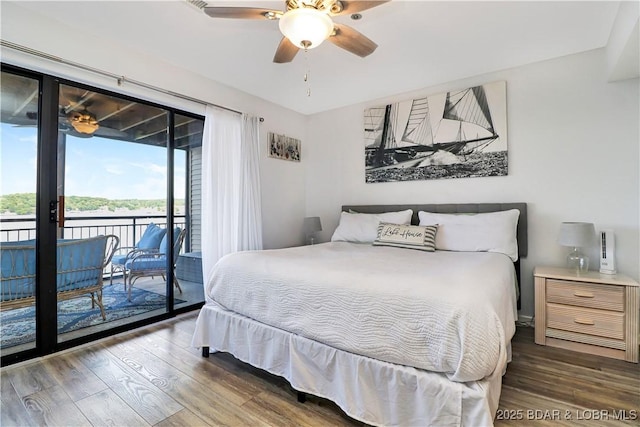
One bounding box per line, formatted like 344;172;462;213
4;1;622;115
1;72;204;146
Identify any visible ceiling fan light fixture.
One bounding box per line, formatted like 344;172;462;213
68;111;100;135
278;8;333;49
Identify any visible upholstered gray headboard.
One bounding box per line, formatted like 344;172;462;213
341;203;528;258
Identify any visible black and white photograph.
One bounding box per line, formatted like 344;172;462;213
268;131;301;162
364;81;508;183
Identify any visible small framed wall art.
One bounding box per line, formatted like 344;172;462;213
268;132;301;162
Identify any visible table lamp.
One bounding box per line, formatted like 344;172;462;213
303;216;322;245
557;222;595;273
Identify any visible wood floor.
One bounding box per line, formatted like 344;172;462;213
1;311;638;426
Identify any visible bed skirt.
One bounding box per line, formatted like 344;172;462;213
191;303;503;427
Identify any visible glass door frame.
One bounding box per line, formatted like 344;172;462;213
1;63;204;366
0;65;59;363
36;72;61;356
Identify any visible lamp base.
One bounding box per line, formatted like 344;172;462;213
567;247;589;273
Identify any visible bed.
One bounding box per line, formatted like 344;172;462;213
192;203;527;426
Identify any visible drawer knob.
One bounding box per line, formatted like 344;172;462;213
574;317;595;325
573;291;595;298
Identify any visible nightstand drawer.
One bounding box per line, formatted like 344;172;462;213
547;279;624;312
547;303;624;339
546;328;626;350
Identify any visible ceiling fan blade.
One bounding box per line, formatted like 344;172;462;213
94;126;130;139
203;7;280;20
273;37;299;63
329;24;378;58
59;123;93;138
332;1;390;16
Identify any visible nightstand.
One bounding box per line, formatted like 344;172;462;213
534;266;639;363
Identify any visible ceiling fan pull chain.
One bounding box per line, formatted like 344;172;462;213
304;49;312;97
305;73;311;97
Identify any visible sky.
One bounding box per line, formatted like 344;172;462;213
0;123;186;200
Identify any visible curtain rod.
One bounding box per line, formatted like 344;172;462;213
1;39;264;122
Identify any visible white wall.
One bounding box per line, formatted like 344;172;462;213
305;48;639;317
606;0;639;82
1;1;308;250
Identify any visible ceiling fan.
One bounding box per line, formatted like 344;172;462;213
203;0;389;63
59;97;129;139
19;109;125;139
66;109;100;135
59;107;128;139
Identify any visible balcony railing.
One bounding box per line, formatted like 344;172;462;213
1;214;187;251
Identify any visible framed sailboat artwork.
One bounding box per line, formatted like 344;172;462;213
364;81;508;183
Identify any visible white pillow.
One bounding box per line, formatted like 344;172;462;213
331;209;413;243
418;209;520;261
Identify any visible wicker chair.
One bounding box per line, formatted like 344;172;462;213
1;235;119;320
125;227;187;301
110;222;166;287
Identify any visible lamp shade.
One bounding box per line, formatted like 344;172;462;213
557;222;595;247
303;216;322;234
278;8;333;49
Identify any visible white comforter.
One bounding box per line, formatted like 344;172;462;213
205;242;517;382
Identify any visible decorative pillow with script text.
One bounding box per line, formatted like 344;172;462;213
373;222;438;251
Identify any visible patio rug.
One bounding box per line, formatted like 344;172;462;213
0;284;184;349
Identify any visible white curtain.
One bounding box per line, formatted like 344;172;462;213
201;106;263;288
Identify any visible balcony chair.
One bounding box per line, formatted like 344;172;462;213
110;222;166;287
1;234;120;320
125;227;187;301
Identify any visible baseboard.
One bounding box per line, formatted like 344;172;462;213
517;314;534;327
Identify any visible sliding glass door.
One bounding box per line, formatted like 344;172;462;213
1;65;204;364
0;70;41;354
56;83;174;344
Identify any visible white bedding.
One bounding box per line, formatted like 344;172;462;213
191;304;503;426
205;242;518;382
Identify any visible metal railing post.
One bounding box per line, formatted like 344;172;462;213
132;217;138;247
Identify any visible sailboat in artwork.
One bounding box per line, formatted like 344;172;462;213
435;86;499;154
364;85;499;170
